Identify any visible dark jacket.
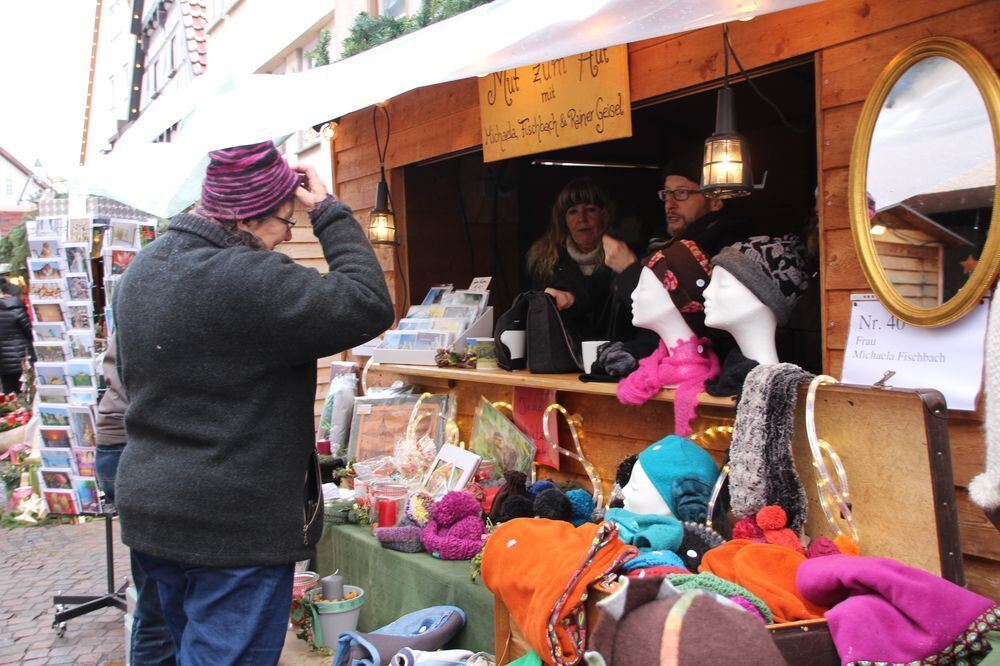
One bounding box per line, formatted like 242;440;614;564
95;336;126;446
0;296;32;375
608;210;751;356
531;247;614;342
114;198;394;567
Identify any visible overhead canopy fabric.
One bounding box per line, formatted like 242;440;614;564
74;0;818;217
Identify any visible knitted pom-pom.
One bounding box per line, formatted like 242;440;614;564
431;491;482;528
806;536;840;559
565;489;595;526
756;505;787;531
732;517;764;540
528;480;558;497
534;488;572;521
833;534;859;556
496;495;534;523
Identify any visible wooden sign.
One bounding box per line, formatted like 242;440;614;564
478;45;632;162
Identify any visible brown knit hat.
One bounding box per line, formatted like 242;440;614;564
642;239;713;337
587;576;786;665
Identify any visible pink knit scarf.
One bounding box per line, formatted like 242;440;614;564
616;337;720;436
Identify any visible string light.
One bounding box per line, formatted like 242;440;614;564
805;375;859;544
542;404;604;518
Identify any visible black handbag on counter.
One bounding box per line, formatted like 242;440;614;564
494;291;584;373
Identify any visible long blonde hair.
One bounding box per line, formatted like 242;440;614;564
527;178;615;281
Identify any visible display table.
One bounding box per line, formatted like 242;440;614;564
313;522;495;653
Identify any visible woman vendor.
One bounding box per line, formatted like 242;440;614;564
527;178;616;342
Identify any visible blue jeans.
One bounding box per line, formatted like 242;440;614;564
132;550;294;665
96;444;177;665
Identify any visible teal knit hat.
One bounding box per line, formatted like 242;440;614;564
636;435;720;522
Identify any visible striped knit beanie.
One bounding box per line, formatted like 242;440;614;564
200;142;299;220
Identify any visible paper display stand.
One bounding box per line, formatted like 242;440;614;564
368;307;494;366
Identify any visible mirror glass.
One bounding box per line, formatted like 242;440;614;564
867;56;995;308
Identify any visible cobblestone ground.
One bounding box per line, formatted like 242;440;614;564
0;518;129;665
0;518;329;665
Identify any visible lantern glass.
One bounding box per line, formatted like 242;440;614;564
701;134;752;198
368;210;396;244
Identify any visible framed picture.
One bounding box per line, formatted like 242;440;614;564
34;322;67;342
38;404;71;427
73;448;96;477
40;428;72;449
348;394;450;462
35;363;68;387
28;258;63;280
37;386;69;404
65;301;93;331
33;303;64;323
468;397;536;480
73;476;101;513
33;342;69;363
66;360;96;388
64;245;90;275
110;249;136;276
44;489;79;515
66;275;91;301
40;448;74;469
29;280;66;302
68;330;95;359
39;468;73;490
69;406;97;448
29;218;64;238
28;239;60;260
419;444;481;498
66;218;92;245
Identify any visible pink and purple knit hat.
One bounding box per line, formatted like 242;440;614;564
200;141;299;220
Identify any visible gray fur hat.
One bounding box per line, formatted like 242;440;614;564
711;235;808;326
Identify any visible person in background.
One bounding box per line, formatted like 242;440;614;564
95;336;176;665
0;281;32;394
527;178;616;341
113;141;394;663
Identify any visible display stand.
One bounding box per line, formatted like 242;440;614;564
51;508;127;636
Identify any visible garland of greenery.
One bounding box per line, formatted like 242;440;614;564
341;0;493;59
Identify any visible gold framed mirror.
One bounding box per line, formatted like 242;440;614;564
849;36;1000;326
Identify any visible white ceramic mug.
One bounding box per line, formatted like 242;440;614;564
499;330;527;360
582;340;609;374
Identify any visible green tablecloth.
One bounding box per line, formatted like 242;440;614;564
313;522;495;653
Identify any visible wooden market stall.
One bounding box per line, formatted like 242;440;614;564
288;0;1000;600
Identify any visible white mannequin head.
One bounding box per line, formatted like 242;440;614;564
703;266;779;364
621;461;672;516
630;266;695;346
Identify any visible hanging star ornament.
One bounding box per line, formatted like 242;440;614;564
960;254;979;275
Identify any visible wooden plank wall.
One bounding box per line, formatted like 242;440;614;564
322;0;999;597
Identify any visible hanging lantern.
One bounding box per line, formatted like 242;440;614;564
367;174;396;245
701;26;753;199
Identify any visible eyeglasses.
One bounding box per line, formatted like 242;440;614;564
270;214;297;228
657;188;700;202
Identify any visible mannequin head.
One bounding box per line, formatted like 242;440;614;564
703;266;775;332
622;461;673;516
631;266;680;330
620;436;720;520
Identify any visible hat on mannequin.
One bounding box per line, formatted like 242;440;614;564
624;436;719;522
642;239;713;337
711;235;808;326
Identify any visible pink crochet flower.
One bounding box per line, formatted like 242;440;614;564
616;337;720;436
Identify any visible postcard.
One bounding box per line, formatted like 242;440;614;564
68;330;95;359
64;244;90;275
33;303;64;323
91;224;106;258
40;427;72;449
29;217;64;239
66;275;91;301
109;219;139;248
69;406;96;448
420;284;453;306
64;301;93;330
444;290;488;311
69;388;99;407
74;476;101;513
40;448;75;469
44;489;79;515
420;444;481;499
34;341;69;363
28;238;60;260
37;386;69;404
29;280;65;302
469;397;536;480
66;360;96;388
39;468;74;490
35;363;68;387
139;225;157;248
110;249;136;276
39;404;71;428
66;218;92;245
28;258;63;280
73;448;97;477
34;322;67;342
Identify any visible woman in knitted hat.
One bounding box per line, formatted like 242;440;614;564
113;141;395;662
527;178;616;341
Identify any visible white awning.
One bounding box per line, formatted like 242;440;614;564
74;0;820;217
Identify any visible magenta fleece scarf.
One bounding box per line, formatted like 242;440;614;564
797;555;1000;665
616;336;720;436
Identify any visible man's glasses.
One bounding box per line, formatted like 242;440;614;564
657;188;700;202
270;214;297;228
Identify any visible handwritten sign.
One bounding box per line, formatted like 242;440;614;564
841;294;988;410
478;46;632;162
